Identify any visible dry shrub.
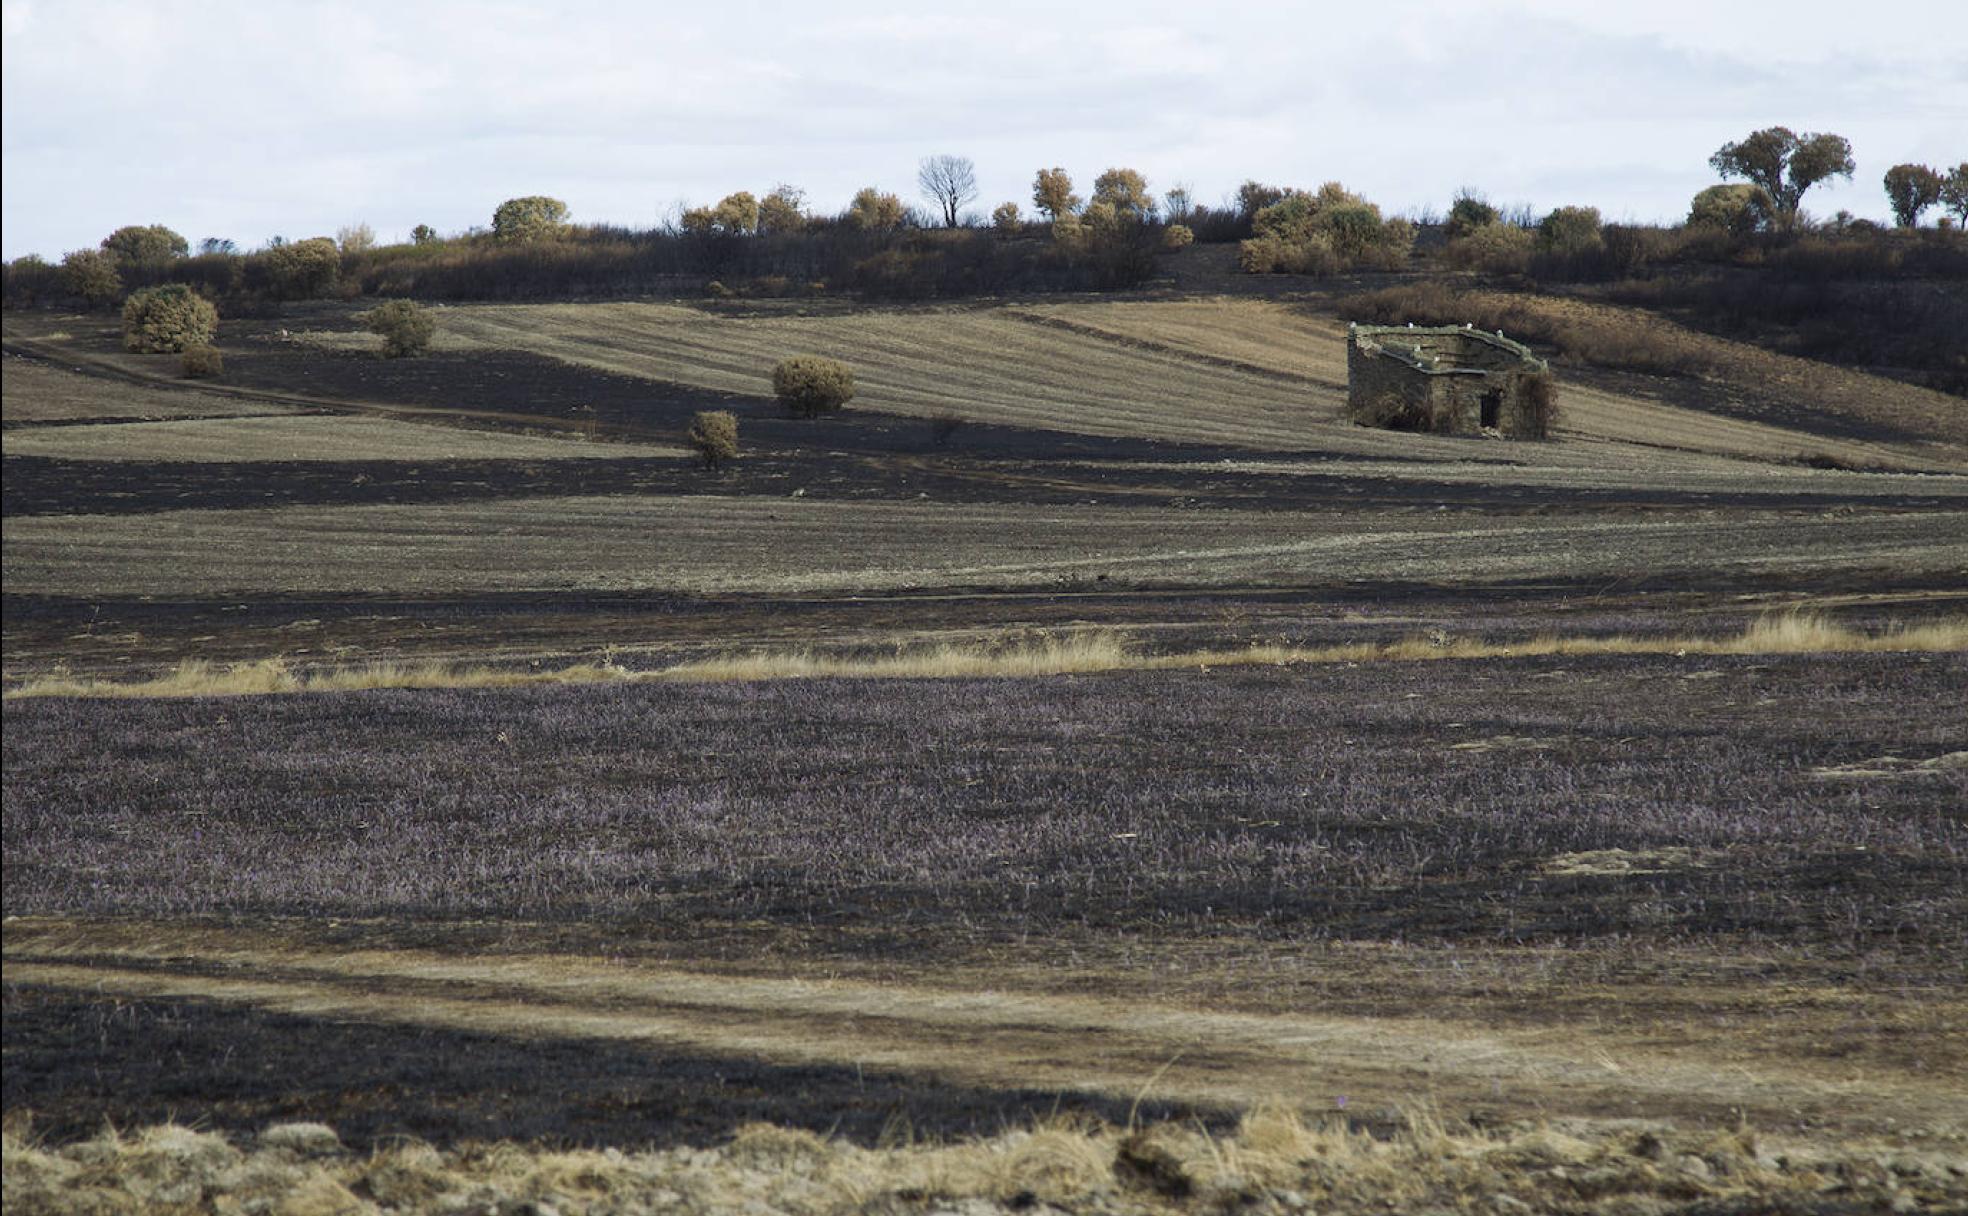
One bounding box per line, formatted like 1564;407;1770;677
845;187;906;231
1342;283;1711;378
1239;231;1340;275
1518;371;1559;438
179;344;224;378
1348;391;1431;433
359;298;435;357
771;355;855;417
1162;222;1195;250
121;284;218;352
686;409;739;468
1445;223;1533;272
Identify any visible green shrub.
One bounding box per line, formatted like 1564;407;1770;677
1687;184;1771;235
1943;164;1968;224
59;248;123;307
1162;223;1195;250
1882;164;1944;227
263;237;341;299
101;224;188;266
1239;184;1410;275
1445;191;1499;239
686;410;740;468
491;196;570;242
1444;223;1534;272
411;224;440;245
122;284;218;352
360;298;435;358
1537;206;1603;253
771;355;855;417
180;344;224;378
1238;230;1341;275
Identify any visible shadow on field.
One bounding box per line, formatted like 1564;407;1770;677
2;985;1210;1151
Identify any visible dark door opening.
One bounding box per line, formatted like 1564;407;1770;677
1480;389;1502;429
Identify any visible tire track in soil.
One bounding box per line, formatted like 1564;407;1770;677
7;933;1963;1138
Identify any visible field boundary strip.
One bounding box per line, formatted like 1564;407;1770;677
5;615;1963;698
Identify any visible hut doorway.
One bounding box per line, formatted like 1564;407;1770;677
1480;389;1502;429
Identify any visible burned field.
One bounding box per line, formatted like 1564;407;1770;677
4;293;1968;1211
6;652;1965;945
7;651;1966;1151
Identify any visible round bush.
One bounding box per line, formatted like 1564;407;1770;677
1162;223;1195;250
180;345;224;378
1444;223;1534;272
361;298;435;358
122;284;218;353
771;356;855;418
262;237;341;299
686;410;740;468
59;249;122;307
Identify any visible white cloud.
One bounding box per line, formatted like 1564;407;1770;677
4;0;1964;258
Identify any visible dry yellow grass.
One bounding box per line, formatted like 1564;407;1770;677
11;615;1959;699
1;414;686;462
4;1105;1958;1215
661;613;1968;681
3;657;633;700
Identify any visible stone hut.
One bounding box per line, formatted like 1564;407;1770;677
1346;323;1554;438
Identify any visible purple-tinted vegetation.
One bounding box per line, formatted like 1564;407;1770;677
5;653;1962;953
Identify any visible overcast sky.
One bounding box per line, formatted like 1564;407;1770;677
4;0;1964;259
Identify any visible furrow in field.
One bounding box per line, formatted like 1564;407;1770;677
6;494;1963;597
441;303;1363;451
437;300;1962;472
1;414;686;462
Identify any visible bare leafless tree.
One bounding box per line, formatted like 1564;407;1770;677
918;154;979;227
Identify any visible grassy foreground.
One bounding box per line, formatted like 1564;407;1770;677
6;1108;1961;1215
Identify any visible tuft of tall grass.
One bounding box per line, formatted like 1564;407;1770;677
3;657;633;700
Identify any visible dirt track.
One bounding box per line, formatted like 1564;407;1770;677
8;924;1963;1142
